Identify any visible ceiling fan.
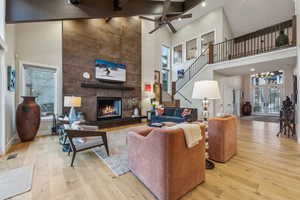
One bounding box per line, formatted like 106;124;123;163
140;0;192;34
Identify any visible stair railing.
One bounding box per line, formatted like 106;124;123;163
175;48;209;93
176;91;193;107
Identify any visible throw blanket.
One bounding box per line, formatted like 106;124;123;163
168;123;202;148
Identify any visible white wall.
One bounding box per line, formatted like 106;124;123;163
214;73;241;115
4;25;16;148
15;21;63;132
171;8;231;80
0;0;6;155
0;0;5;40
141;19;172;115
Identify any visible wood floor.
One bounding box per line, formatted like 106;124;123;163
1;120;300;200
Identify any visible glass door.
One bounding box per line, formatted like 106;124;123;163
251;71;283;116
267;85;281;114
253;86;266;114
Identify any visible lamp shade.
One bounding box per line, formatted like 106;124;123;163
192;80;221;100
64;96;82;107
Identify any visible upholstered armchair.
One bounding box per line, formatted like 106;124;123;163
208;115;237;163
127;124;206;200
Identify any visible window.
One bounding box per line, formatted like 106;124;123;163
186;38;197;60
201;31;215;53
23;65;57;117
161;45;171;93
161;45;170;69
173;44;183;64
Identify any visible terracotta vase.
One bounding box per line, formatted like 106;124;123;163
16;96;41;142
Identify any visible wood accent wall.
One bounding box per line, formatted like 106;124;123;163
62;18;141;121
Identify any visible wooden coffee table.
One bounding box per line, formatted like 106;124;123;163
64;126;109;166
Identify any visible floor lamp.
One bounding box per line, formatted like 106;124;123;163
192;80;221;169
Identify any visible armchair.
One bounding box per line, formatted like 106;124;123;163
128;123;206;200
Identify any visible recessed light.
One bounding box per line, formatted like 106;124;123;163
250;68;255;72
178;17;182;21
201;1;206;7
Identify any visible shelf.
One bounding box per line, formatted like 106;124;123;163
81;82;134;90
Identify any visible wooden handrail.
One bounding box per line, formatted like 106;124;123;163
212;18;296;64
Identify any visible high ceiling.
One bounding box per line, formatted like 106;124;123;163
172;0;295;37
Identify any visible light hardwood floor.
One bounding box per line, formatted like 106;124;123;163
0;120;300;200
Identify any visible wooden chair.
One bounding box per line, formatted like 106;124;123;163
65;128;109;167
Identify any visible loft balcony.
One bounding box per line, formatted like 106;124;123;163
208;17;297;64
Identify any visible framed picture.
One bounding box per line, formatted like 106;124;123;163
154;70;160;84
7;66;16;92
186;38;197;60
95;59;126;82
173;44;183;64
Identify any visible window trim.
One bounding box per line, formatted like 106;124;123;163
19;60;62;120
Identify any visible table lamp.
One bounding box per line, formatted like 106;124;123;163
192;80;221;169
64;96;82;123
192;80;221;120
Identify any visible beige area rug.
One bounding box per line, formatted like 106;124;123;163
94;127;132;176
0;165;34;200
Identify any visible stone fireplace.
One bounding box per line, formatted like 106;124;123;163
97;97;122;120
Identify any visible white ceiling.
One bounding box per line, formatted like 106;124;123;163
171;0;295;37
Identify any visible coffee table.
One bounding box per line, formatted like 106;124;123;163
64;126;109;166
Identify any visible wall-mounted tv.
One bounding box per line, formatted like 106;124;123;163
95;59;126;82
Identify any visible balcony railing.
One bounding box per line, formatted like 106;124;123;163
175;18;297;96
209;17;297;64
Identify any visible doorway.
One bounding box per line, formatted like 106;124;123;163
19;61;61;134
251;71;283;116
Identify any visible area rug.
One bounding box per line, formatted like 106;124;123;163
0;165;34;200
93;128;131;176
240;115;279;123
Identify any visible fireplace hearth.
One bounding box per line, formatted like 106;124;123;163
97;97;122;120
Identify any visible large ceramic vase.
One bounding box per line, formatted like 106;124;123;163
16;96;41;142
242;101;252;116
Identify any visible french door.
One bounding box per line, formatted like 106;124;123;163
252;84;281;115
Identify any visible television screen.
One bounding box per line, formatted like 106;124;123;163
95;59;126;82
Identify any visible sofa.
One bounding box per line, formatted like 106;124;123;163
208;115;237;163
149;107;197;124
128;123;206;200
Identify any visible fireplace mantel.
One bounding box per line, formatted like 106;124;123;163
81;82;134;91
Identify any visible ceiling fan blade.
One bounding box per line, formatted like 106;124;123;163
139;16;157;22
181;14;193;19
149;25;163;34
169;13;193;21
162;0;171;20
167;21;177;34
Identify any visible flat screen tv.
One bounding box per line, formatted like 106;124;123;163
95;59;126;82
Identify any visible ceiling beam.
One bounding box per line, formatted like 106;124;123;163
6;0;184;23
184;0;204;11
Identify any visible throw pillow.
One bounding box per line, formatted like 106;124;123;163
181;109;192;117
157;107;165;116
